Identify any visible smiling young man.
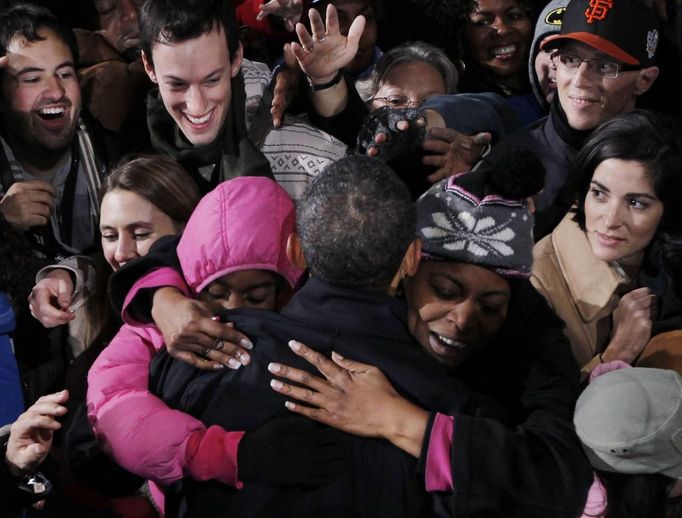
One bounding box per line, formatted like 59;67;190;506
139;0;269;192
479;0;660;240
138;0;345;196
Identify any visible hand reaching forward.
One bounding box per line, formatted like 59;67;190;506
291;4;365;84
270;43;301;128
422;128;491;183
28;269;75;327
257;0;304;32
6;390;69;477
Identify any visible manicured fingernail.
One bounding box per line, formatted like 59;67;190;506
288;340;301;352
226;322;234;328
238;352;250;365
213;364;224;370
285;401;296;410
268;362;281;373
240;338;253;350
331;351;344;360
211;315;221;321
271;379;283;390
228;358;241;369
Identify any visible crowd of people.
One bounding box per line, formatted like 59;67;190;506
1;0;682;517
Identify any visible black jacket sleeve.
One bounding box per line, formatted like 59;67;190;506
307;78;370;148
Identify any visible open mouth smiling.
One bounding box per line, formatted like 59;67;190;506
184;109;214;127
490;44;517;60
37;105;66;121
430;331;467;350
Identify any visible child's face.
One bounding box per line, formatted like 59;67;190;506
198;270;281;311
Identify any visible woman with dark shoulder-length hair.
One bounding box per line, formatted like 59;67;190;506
531;110;682;380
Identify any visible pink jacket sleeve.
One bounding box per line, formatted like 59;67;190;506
87;323;244;486
424;412;455;492
122;267;189;326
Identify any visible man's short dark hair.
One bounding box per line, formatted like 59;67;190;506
140;0;239;68
0;3;79;64
297;155;416;291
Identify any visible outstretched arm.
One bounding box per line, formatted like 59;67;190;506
291;4;365;118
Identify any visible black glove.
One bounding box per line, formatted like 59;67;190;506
237;416;350;487
355;106;426;162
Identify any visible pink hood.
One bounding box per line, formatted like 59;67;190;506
177;177;303;293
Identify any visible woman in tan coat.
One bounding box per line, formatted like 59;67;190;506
531;110;682;379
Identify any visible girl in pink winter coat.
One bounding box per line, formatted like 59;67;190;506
86;176;304;513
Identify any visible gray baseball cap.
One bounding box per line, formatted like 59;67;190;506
575;367;682;479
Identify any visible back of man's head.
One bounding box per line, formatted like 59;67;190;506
140;0;238;68
297;155;415;292
0;3;78;64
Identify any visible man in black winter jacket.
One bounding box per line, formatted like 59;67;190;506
148;156;473;517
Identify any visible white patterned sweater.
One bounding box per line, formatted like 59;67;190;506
242;60;348;201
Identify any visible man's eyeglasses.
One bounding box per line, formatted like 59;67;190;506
371;95;423;109
551;52;641;79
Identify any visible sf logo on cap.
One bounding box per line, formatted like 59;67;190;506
585;0;613;24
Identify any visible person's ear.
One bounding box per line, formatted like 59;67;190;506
389;239;422;293
634;66;659;96
402;239;422;278
141;50;157;83
230;42;243;78
286;233;307;271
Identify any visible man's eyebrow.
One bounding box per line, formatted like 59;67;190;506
14;66;44;76
163;74;186;82
163;68;224;82
14;60;74;76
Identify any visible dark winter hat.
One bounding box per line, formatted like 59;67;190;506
575;367;682;479
541;0;660;67
415;150;544;279
528;0;568;105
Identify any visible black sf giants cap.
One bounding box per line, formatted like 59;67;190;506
541;0;660;67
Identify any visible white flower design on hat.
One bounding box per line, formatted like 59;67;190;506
421;211;517;258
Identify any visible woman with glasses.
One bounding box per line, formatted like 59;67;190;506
363;41;458;111
531;110;682;380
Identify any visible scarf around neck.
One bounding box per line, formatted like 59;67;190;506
549;95;592;150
